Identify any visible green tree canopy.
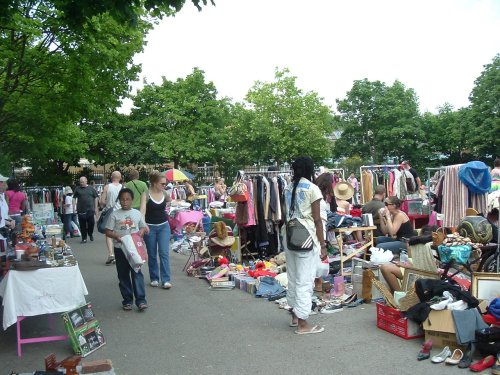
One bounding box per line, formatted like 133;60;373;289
130;68;230;168
334;79;424;167
467;54;500;161
236;68;334;165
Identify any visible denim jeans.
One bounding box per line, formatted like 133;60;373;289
376;236;406;255
114;247;146;307
144;222;171;284
62;214;78;239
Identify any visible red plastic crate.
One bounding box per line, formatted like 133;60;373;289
376;302;424;340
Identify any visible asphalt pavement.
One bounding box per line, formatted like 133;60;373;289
0;235;483;375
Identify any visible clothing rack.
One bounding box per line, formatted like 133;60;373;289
319;168;345;180
425;167;446;200
359;164;398;204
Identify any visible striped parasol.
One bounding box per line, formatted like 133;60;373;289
163;168;195;182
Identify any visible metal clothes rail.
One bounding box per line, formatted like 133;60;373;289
359;164;398;204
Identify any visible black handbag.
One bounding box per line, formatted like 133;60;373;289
97;208;112;234
286;218;314;251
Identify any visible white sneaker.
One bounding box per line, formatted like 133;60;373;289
320;303;344;314
162;282;172;289
150;281;159;287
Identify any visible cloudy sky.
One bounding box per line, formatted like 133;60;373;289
123;0;500;114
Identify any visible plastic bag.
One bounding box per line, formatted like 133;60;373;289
71;222;81;237
370;247;394;263
121;234;145;272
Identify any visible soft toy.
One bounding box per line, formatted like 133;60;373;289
217;255;229;265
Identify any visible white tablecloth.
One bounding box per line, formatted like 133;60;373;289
0;265;88;330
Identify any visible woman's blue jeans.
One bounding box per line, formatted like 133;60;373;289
144;222;171;284
376;236;406;255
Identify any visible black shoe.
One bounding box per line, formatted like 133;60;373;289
81;239;87;244
89;235;94;241
458;342;473;368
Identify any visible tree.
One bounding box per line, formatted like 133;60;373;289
421;104;475;165
236;68;334;165
0;1;214;29
130;68;230;168
0;0;215;176
334;79;424;167
468;54;500;161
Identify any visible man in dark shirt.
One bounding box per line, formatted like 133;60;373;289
73;176;99;243
402;161;422;190
362;185;386;236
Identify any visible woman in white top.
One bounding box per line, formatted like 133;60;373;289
100;171;123;265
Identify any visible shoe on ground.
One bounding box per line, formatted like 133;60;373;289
431;346;451;363
417;339;433;361
469;355;495;372
162;282;172;289
89;235;94;241
138;303;148;311
491;352;500;375
458;343;473;368
150;280;159;287
81;239;87;244
342;293;358;305
444;349;463;365
320;303;343;314
105;256;115;265
122;304;132;311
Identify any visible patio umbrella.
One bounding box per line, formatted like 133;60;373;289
163;168;195;182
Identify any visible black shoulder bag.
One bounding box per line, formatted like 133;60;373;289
286;196;314;252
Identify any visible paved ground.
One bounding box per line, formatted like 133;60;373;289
0;235;482;374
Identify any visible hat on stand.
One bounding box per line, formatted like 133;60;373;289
334;181;354;200
209;221;235;247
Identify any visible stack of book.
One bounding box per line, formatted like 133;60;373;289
210;277;235;290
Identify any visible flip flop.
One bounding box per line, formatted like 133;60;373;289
289;322;298;327
295;325;325;335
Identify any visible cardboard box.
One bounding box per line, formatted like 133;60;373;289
422;310;466;350
62;303;106;357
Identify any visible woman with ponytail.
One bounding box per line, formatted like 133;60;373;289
284;157;327;335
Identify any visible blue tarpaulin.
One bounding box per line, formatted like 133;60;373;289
458;161;491;194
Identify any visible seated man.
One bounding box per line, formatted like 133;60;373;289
362;185;386;236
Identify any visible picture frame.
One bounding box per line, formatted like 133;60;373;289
471;272;500;301
402;266;440;291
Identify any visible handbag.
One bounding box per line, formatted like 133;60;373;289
432;227;446;246
286;218;314;251
228;171;249;202
437;244;472;265
97;208;112;234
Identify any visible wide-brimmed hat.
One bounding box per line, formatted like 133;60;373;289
334;181;354;200
64;186;73;194
210;221;235;247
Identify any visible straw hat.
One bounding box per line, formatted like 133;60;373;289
334;181;354;200
64;186;73;194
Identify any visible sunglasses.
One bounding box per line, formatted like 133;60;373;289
384;202;395;206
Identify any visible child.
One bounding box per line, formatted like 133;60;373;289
105;188;148;311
